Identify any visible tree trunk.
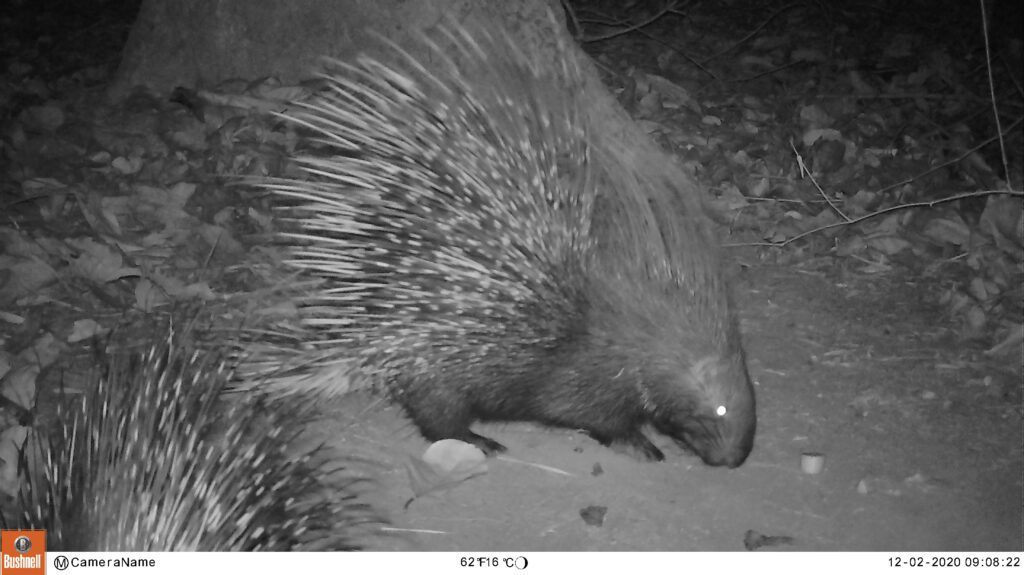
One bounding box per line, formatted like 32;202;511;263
113;0;575;98
113;0;714;243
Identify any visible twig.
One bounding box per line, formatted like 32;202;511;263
978;0;1013;188
790;139;850;222
809;93;1003;103
495;454;576;477
874;116;1023;196
581;1;716;80
732;188;1024;248
700;2;805;65
733;59;808;83
583;0;679;43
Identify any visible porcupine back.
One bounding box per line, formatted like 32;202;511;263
5;332;374;550
267;22;755;467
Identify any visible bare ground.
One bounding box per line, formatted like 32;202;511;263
313;263;1023;551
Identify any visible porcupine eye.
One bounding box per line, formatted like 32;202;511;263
714;405;728;418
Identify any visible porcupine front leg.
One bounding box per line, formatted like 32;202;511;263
535;357;667;461
394;377;508;455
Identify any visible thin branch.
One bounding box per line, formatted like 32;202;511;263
875;116;1023;196
790;139;850;222
700;2;806;66
733;189;1024;248
979;0;1013;188
583;0;679;43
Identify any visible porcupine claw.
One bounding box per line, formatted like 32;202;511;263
590;430;665;462
462;432;508;456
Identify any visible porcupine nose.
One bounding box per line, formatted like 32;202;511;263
724;413;757;468
702;443;750;468
712;362;757;468
718;447;750;468
701;411;755;468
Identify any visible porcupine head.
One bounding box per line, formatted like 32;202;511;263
540;181;757;469
566;245;756;469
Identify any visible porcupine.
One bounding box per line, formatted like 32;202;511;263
3;330;374;550
264;22;756;467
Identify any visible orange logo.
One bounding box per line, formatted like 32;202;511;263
1;530;45;575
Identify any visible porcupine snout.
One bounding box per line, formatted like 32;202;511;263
656;351;756;468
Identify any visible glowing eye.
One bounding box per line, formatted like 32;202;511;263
715;405;728;417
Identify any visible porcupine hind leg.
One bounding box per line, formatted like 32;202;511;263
394;378;508;455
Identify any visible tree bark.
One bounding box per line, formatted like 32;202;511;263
112;0;574;98
113;0;715;243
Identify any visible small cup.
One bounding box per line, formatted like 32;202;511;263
801;452;825;474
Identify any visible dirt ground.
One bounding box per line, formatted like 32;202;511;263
313;263;1023;551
